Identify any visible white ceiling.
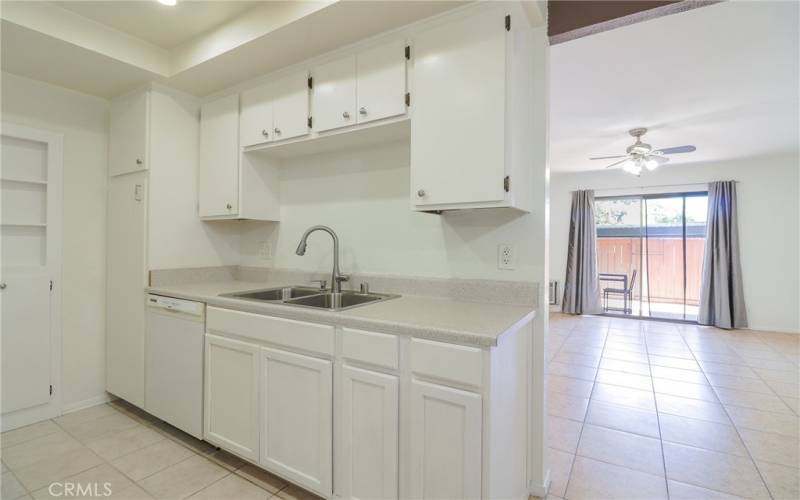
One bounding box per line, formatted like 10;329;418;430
52;1;259;49
550;1;800;173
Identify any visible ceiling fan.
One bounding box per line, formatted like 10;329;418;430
590;128;696;176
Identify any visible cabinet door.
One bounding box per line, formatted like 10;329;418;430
204;334;260;461
109;91;149;176
338;365;398;500
312;55;357;132
357;41;407;125
106;172;147;408
240;84;273;147
410;10;507;207
409;380;482;500
271;71;310;141
261;348;332;496
199;94;239;217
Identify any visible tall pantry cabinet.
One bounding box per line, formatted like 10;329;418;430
106;87;200;407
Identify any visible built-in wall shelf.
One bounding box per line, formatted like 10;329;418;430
1;222;47;227
244;117;410;160
1;178;48;186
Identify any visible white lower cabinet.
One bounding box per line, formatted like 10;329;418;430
261;347;333;497
204;334;261;461
337;365;399;500
409;380;482;500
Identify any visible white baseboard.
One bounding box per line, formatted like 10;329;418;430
529;469;551;498
61;393;114;414
746;325;800;335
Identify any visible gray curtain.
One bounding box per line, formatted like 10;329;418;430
562;190;602;314
698;181;748;329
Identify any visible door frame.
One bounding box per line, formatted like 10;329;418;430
1;122;63;431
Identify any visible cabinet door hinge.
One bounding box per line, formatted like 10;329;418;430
50;280;53;291
307;76;313;89
505;14;511;31
307;116;313;128
405;45;411;60
405;92;411;107
504;176;510;192
49;385;53;396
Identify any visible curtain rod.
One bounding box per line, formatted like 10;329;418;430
580;180;739;192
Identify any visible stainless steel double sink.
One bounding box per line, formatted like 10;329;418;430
220;286;399;312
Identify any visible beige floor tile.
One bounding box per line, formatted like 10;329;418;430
58;412;140;443
109;483;154;499
662;442;770;499
85;425;164;461
780;396;800;415
604;339;646;352
756;460;799;500
552;352;601;368
767;380;800;399
30;463;132;499
560;342;604;355
547;362;597;381
53;405;119;428
565;456;667;500
548;375;594;399
1;431;83;470
234;464;288;494
110;439;193;481
738;428;799;468
547;416;582;453
649;355;700;371
592;383;656;411
656;394;731;424
547;448;574;498
715;387;794;414
650;365;709;385
659;413;748;456
595;369;653;391
158;427;218;456
699;361;758;378
2;471;27;499
653;378;719;402
576;424;664;476
547;391;589;422
189;473;271;500
275;484;325;500
603;349;649;364
755;367;800;384
666;480;744;499
726;406;799;438
687;351;743;365
599;358;652;376
704;372;773;393
13;447;103;491
138;455;228;499
647;346;695;360
1;421;61;450
585;399;660;438
207;450;246;472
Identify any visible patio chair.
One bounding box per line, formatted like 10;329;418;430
603;269;637;314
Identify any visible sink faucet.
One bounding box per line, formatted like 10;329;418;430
295;225;349;293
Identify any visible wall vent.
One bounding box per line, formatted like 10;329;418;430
549;280;560;306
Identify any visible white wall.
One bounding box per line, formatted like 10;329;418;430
550;154;800;333
1;72;109;408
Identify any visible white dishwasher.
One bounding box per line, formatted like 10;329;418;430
145;294;205;439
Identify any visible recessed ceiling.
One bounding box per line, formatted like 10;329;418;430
52;1;260;49
550;1;799;173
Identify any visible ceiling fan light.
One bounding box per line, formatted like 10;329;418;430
622;159;640;175
645;158;659;170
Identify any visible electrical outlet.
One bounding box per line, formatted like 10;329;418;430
498;244;515;270
258;240;272;260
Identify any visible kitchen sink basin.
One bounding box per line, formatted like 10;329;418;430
220;286;399;311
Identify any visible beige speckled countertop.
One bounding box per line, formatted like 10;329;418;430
145;280;536;348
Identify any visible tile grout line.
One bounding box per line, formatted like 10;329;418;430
642;324;673;499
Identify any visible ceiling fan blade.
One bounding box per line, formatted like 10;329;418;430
604;158;629;169
655;145;696;155
590;155;627;160
650;155;669;164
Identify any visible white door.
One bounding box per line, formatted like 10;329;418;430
337;365;398;500
261;347;332;497
312;55;357;132
240;83;274;147
409;380;482;500
357;41;407;125
109;91;149;176
199;94;240;217
1;124;62;430
204;334;260;461
106;172;147;408
410;10;507;207
270;71;310;141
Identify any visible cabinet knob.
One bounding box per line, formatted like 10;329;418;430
417;189;426;197
342;111;350;119
226;203;232;210
0;283;6;290
274;127;281;135
359;107;367;116
261;129;269;137
135;158;143;165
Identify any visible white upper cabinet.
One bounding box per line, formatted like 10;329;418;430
356;41;407;125
410;4;534;212
109;91;149;177
312;55;357;132
271;72;310;141
199;94;239;218
240;84;274;147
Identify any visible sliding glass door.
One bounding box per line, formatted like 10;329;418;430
595;192;708;321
